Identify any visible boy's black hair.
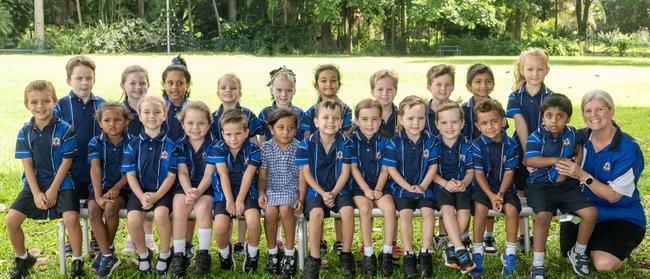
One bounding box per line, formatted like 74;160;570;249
267;107;298;128
466;63;494;86
541;93;572;117
474;99;505;119
314;99;342;118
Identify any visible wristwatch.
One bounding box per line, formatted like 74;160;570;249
580;174;594;187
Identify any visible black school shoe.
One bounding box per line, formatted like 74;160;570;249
233;242;244;254
303;256;321;279
243;245;259;273
402;253;417;278
266;252;281;275
339;252;356;276
319;240;328;254
418;251;433;277
9;253;37;279
379;252;394;277
70;259;85;278
360;253;377;276
170;252;188;278
219;243;235;271
282;254;297;278
194;250;211;274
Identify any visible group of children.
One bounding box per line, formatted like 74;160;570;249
7;48;600;279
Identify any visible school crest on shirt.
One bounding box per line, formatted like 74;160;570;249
201;152;207;160
336;151;343;160
423;150;429;159
459;154;466;162
244;158;249;166
376;151;382;160
563;138;571;146
161;151;169;160
502;155;507;163
603;162;611;172
52;137;61;147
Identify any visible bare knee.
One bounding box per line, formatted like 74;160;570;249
6;210;25;230
593;255;622;272
154;208;170;224
63;212;80;227
578;207;598;222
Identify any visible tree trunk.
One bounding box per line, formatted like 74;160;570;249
228;0;236;21
320;23;334;52
390;10;396;54
75;0;82;27
401;0;408;54
34;0;45;49
554;0;558;37
283;0;288;25
575;0;591;40
138;0;145;18
211;0;221;36
187;0;193;35
513;7;522;40
526;14;532;41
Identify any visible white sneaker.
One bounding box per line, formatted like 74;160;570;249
146;239;158;252
122;239;135;255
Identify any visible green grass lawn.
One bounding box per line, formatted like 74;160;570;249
0;54;648;278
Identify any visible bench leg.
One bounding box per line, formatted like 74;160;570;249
58;221;66;275
82;218;89;258
523;216;531;253
297;217;307;270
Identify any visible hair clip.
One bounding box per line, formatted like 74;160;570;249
267;66;296;87
171;55;184;66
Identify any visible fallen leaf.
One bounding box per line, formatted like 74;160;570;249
639;259;650;269
128;258;138;268
643;195;650;204
0;259;7;265
29;248;41;256
0;203;7;212
35;257;48;266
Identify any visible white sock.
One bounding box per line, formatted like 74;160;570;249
138;250;150;270
173;239;186;254
268;246;278;255
484;231;493;238
447;241;454;248
17;252;28;259
247;245;259;256
420;248;429;254
505;242;517;256
455;246;465;252
156;251;171;270
382;244;392;254
285;248;295;257
364;246;373;257
472;243;484;254
71;256;83;261
103;253;112;257
533;252;545;267
573;243;587;254
145;234;154;242
462;232;470;239
198;228;212;251
127;234;133;241
219;246;230;258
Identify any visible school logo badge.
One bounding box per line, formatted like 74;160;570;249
52;137;61;147
563;138;571;146
201;152;207;160
423;150;429;158
244;158;249;166
336;151;343;160
161;151;169;160
459;154;466;162
502;155;507;163
375;151;382;160
603;162;611;172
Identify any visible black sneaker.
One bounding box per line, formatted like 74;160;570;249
402;253;417;278
303;256;321;279
233;242;244;254
517;235;525;253
170;252;188;278
155;255;172;275
185;242;195;259
219;243;235;270
70;259;85;278
281;254;297;278
243;245;259;272
484;236;497;255
137;249;153;274
193;250;211;274
360;254;377;276
462;235;472;249
96;254;121;278
379;252;393;277
333;241;343;255
91;252;102;273
319;240;328;254
443;246;459;269
456;249;476;274
339;252;356;276
9;253;37;279
418;251;433;277
266;252;281;275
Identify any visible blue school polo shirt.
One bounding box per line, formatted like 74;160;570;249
206;140;261;203
300;98;353;135
164;96;188;141
54;91;105;183
382;130;439;199
436;135;474;190
525;126;577;185
258;102;305;140
347;129;389;190
505;82;554;142
15;116;77;192
472;133;519;193
578;127;646;229
295;131;351;198
380;104;399;138
87;133;132;191
123;98;143;137
176;133;216;188
121;130;178;192
424;99;440;136
210;103;264;141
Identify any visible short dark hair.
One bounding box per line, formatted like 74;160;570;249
541;93;572;117
474;99;505;119
466;63;494;86
315;99;342;118
267;107;297;128
314;64;342;88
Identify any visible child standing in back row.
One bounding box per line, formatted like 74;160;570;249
162;55;191;142
258;66;305;141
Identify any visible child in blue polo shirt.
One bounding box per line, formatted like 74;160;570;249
369;70;399;138
425;64;455;136
506;48;555;246
296;99;355;279
170;101;216;277
470;99;521;278
162;55;191;142
525;94;597;278
383;95;439;278
258;66;304;141
54;55;105;202
122;96;178;275
433;101;475;274
348;99;396;277
7;80;82;278
206;109;263;273
87;102;131;277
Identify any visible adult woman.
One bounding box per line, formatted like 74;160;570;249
557;90;646;272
